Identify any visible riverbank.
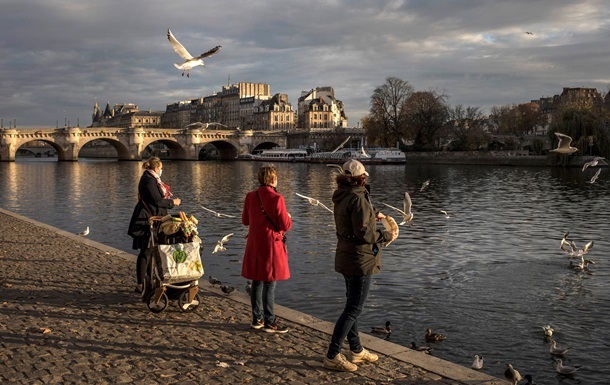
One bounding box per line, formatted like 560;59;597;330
404;151;609;167
0;208;506;384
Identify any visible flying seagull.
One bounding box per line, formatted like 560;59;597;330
420;179;430;192
525;31;533;35
212;233;234;254
587;168;601;184
77;226;89;236
201;205;236;218
381;192;413;225
331;136;351;153
582;156;604;171
167;28;221;77
549;132;578;155
295;193;333;213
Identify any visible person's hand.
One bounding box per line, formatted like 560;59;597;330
173;198;181;206
376;212;386;221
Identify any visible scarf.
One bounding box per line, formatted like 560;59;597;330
147;170;173;199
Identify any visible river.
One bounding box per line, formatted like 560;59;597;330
1;158;608;384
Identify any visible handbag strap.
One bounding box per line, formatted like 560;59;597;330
255;191;280;232
138;193;154;216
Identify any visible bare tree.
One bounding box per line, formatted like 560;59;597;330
363;77;414;147
446;105;489;150
403;90;449;150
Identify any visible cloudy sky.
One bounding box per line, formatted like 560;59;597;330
1;0;609;128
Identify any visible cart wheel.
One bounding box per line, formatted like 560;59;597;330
178;292;201;312
146;291;169;313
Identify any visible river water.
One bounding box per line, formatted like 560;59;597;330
1;158;608;384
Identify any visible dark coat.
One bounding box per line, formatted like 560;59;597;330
332;185;391;276
127;171;175;249
241;186;292;282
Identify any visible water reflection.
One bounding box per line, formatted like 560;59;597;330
1;159;609;384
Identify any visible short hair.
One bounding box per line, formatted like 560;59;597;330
258;164;277;186
336;173;367;187
143;156;162;170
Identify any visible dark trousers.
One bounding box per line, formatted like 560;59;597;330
250;280;277;325
136;248;152;285
327;274;372;358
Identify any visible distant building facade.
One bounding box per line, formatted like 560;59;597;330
297;86;348;130
90;101;163;128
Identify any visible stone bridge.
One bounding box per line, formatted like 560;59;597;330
0;127;292;162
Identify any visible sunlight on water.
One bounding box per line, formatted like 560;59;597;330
1;159;608;384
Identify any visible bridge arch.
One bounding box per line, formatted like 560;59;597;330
200;140;240;160
141;139;188;160
16;139;66;160
78;138;131;160
252;141;282;154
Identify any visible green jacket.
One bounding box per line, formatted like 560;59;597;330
332;185;392;276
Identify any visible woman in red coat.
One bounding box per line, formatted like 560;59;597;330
241;164;292;333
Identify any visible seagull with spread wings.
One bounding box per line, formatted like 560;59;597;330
549;132;578;155
381;192;413;225
201;205;236;218
167;28;221;77
295;193;333;213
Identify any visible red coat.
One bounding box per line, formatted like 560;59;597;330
241;186;292;282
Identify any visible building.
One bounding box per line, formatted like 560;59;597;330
297;87;348;130
252;93;295;131
90;101;163;128
160;82;273;129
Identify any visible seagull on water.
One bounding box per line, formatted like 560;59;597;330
77;226;89;236
542;324;554;337
381;192;413;225
549;132;578;155
295;193;333;213
554;358;581;375
504;363;523;385
440;210;451;219
471;354;484;370
582;157;605;171
200;205;236;218
549;340;570;356
212;233;234;254
167;28;221;77
560;232;571;253
587;168;601;184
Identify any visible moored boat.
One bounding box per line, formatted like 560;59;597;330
251;148;309;162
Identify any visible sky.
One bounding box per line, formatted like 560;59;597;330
1;0;609;128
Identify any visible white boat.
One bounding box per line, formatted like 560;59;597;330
309;148;405;164
371;148;406;163
252;148;309;162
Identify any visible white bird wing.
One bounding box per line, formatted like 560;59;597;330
381;202;407;216
583;240;594;253
295;192;315;203
212;242;222;254
201;205;220;216
167;28;194;60
317;202;333;213
403;192;412;214
195;45;221;60
554;132;573;149
326;164;344;174
220;233;234;243
218;212;236;218
591;168;601;181
331;136;351;153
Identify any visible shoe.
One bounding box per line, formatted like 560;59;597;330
250;319;264;329
134;285;143;294
323;353;358;372
348;348;378;364
263;320;289;334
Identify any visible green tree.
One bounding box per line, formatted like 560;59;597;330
363;77;413;147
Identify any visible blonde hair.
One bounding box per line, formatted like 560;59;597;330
258;164;277;186
143;156;162;170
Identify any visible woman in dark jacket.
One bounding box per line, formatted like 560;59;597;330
128;157;181;293
323;159;397;372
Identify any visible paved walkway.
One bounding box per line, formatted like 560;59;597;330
0;208;506;385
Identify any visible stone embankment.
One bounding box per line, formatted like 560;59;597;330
404;152;607;168
0;208;506;384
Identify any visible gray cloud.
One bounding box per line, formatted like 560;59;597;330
1;0;609;128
